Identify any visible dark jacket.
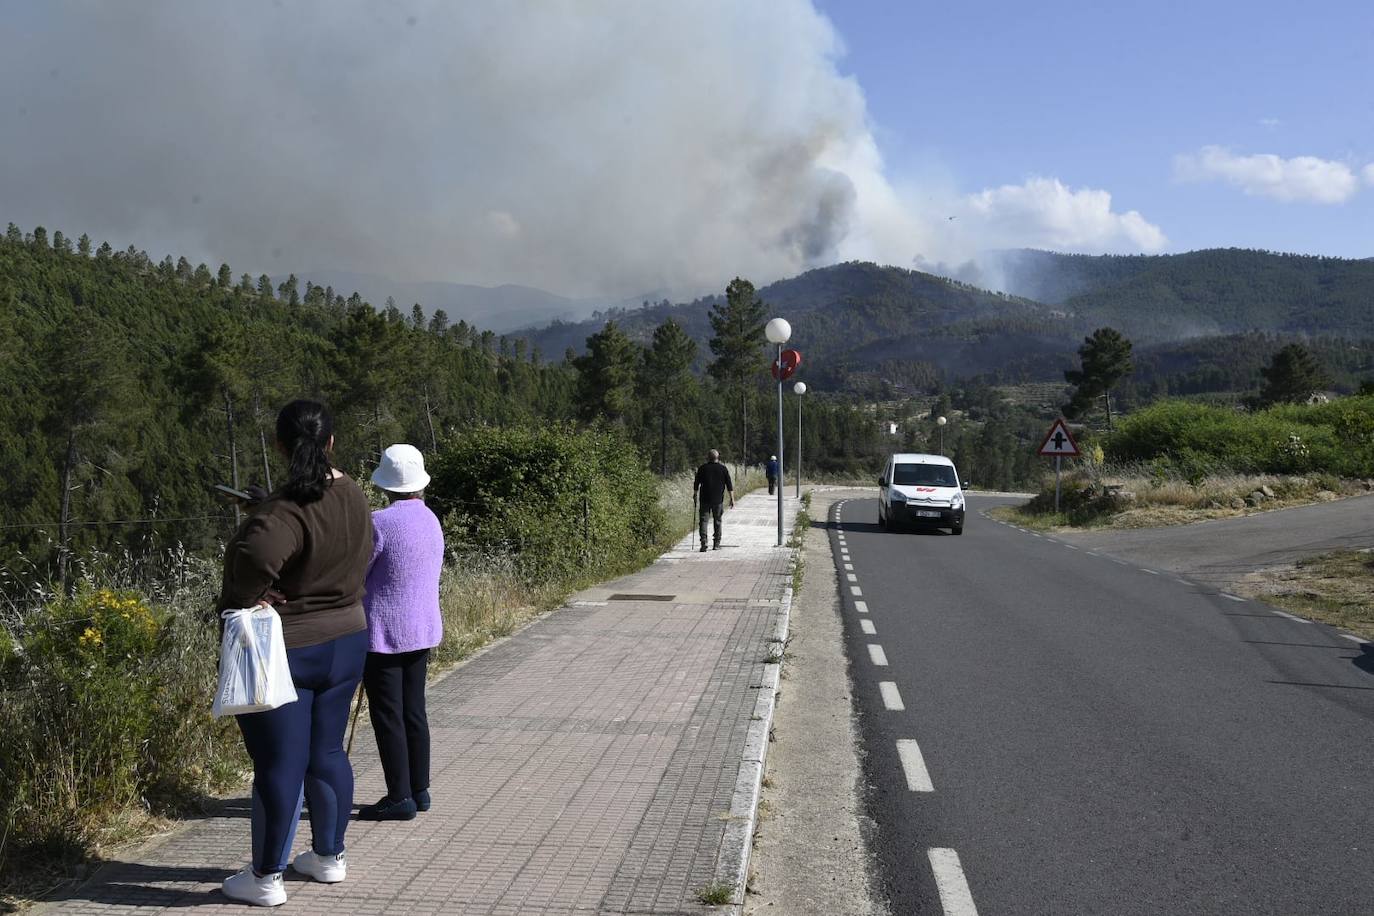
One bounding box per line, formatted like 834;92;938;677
766;459;779;479
694;461;733;506
218;474;374;649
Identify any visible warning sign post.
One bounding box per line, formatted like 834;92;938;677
1037;419;1081;513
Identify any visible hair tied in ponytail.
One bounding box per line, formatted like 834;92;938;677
275;400;334;504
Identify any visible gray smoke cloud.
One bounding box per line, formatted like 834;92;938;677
0;0;921;299
0;1;1168;301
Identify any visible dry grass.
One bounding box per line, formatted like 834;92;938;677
1001;469;1363;531
1235;551;1374;641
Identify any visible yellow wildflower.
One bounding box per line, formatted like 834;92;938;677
79;626;103;647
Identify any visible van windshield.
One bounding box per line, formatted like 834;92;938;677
893;463;957;487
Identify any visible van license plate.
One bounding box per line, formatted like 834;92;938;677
916;510;940;518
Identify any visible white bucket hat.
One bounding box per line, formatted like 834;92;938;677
371;444;431;493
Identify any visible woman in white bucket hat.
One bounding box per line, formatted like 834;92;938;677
358;444;444;821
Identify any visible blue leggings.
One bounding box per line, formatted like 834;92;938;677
236;628;368;874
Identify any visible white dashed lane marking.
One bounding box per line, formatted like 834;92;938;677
851;586;863;597
879;681;905;711
860;619;876;635
1221;593;1245;602
868;644;888;666
847;573;858;582
896;739;934;792
854;600;869;613
928;848;979;915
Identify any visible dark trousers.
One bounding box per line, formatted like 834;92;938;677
767;476;776;495
699;500;724;546
236;628;367;874
363;648;431;802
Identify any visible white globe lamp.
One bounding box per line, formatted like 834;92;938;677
765;317;792;344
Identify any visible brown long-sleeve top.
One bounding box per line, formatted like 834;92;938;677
217;473;374;649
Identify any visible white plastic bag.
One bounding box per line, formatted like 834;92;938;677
213;606;298;718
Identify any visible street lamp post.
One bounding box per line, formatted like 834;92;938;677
765;317;791;547
793;381;807;498
936;415;947;455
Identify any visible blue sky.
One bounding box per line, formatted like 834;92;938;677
817;0;1374;258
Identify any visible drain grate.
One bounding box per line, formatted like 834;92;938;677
607;593;676;601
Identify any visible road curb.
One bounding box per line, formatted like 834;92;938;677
713;559;796;912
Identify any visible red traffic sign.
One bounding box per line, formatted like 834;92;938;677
1037;419;1081;457
771;348;802;381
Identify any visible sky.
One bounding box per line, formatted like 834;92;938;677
0;0;1370;301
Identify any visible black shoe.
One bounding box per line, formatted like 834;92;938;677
699;545;708;553
357;796;417;821
712;544;721;551
414;789;431;812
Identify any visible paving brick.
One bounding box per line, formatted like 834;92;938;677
36;492;797;915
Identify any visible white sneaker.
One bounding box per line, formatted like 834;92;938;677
221;868;287;907
291;849;347;883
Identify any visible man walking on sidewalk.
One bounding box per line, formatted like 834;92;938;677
766;455;778;495
693;449;734;552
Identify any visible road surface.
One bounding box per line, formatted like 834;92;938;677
832;494;1374;915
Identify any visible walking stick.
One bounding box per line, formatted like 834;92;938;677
691;490;696;552
346;683;366;756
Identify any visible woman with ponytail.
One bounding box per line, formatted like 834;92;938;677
216;400;373;907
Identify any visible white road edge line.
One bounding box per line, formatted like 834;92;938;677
1143;569;1159;575
879;681;905;710
860;619;876;635
847;573;858;583
1341;634;1367;644
1221;593;1245;602
851;586;863;597
854;600;869;614
868;644;888;666
896;739;934;792
1063;544;1079;550
1270;609;1312;624
928;848;978;915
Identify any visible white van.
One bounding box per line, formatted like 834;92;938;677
878;453;965;535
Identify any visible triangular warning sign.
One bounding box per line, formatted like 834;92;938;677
1038;419;1081;457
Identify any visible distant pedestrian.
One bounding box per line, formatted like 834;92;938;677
693;448;734;552
766;455;778;495
358;444;444;822
217;400;373;907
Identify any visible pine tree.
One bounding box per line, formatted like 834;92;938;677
573;321;640;424
77;233;91;257
641;319;698;474
1258;344;1328;406
1064;327;1133;428
707;278;767;470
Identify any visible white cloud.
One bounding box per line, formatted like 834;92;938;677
1175;146;1361;204
952;177;1168;254
1259;118;1281;129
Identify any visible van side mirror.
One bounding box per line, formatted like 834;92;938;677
878;476;887;487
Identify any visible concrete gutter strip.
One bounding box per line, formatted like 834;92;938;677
715;575;794;912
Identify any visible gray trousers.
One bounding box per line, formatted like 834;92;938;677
698;501;724;546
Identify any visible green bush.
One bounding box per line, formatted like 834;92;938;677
1105;397;1374;477
0;587;242;878
428;424;666;582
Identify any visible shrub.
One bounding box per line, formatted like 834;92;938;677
1105;396;1374;477
0;583;243;880
428;424;666;582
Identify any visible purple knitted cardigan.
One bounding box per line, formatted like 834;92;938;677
363;499;444;654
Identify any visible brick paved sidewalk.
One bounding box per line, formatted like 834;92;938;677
40;491;799;915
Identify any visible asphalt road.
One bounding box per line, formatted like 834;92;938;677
1058;492;1374;589
831;495;1374;916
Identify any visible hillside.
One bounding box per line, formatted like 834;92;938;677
522;251;1374;395
995;248;1374;340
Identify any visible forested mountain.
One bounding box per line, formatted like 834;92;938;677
525;251;1374;397
994;248;1374;339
